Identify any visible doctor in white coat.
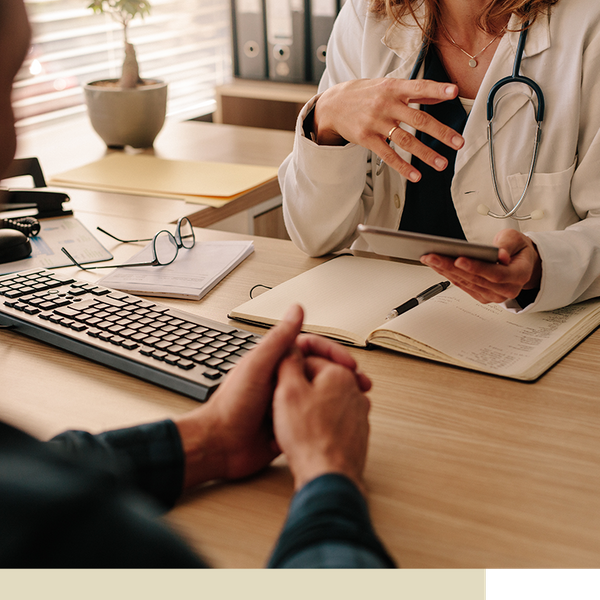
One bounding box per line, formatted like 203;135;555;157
280;0;600;313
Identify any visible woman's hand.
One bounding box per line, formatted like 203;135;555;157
312;77;465;181
420;229;542;304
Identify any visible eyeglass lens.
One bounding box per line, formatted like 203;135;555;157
153;231;179;266
177;217;195;249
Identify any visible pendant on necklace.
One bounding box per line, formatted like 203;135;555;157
468;58;477;68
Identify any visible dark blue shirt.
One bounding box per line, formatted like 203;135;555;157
401;46;468;240
0;420;394;568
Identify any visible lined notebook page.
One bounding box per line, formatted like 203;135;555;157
373;285;600;377
230;255;442;345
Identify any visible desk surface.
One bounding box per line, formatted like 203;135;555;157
14;118;294;228
1;213;599;568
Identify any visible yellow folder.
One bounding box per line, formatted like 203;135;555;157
50;153;279;207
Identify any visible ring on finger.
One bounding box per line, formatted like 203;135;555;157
387;124;399;142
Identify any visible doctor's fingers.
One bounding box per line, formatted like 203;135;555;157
454;269;526;303
389;98;464;150
453;253;535;292
422;254;528;302
456;280;518;304
374;112;464;178
394;78;459;105
373;125;452;180
426;265;518;303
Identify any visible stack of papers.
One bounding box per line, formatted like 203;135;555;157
50;154;279;208
99;239;254;300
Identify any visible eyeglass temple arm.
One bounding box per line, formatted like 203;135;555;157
96;226;152;244
61;247;156;270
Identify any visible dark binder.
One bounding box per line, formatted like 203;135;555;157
307;0;338;84
265;0;306;82
232;0;268;80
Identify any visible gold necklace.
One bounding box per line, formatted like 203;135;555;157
440;21;503;68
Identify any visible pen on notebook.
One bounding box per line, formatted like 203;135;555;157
385;280;451;320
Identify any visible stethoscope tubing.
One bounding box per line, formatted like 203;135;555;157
486;24;545;122
485;24;545;220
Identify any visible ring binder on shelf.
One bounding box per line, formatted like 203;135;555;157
232;0;268;80
265;0;306;82
308;0;337;83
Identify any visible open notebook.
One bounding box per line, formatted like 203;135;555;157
229;255;600;381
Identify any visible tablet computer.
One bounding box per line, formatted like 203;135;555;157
357;224;499;263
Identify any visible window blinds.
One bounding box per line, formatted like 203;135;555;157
14;0;232;132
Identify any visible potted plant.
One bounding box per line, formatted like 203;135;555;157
84;0;168;148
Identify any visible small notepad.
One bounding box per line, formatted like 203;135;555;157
99;239;254;300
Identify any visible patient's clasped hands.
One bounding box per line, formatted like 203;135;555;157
173;304;372;493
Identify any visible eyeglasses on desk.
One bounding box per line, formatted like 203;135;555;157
61;216;195;271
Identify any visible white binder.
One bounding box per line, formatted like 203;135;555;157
232;0;268;80
308;0;338;83
265;0;306;82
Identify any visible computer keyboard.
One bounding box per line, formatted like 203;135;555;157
0;268;262;402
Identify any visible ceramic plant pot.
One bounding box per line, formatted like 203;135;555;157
84;79;167;148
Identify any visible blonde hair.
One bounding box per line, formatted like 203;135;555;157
369;0;559;36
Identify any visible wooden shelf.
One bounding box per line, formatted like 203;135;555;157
215;79;317;131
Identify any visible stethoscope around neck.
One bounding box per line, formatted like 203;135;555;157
410;23;545;221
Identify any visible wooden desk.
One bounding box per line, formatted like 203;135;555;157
1;215;599;568
14;117;294;237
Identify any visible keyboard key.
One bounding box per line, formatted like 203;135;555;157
204;357;224;368
202;368;222;380
217;362;237;373
176;359;195;370
232;330;254;340
154;340;172;350
221;344;240;354
5;290;25;299
209;340;228;349
190;352;211;364
166;344;185;354
216;334;234;342
121;340;139;350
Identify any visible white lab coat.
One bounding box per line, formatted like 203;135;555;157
280;0;600;312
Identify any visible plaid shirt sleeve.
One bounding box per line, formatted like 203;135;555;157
268;474;396;568
48;419;184;510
